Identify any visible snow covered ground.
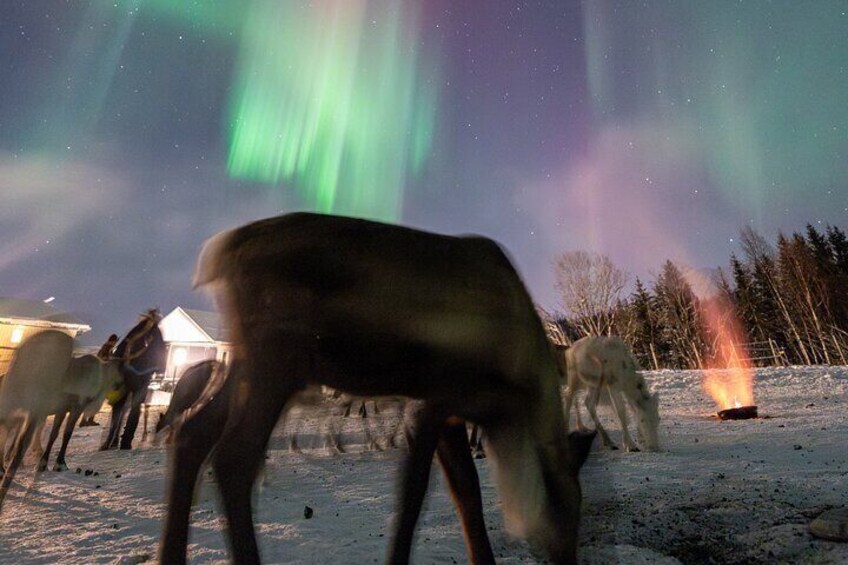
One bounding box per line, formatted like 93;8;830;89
1;365;847;564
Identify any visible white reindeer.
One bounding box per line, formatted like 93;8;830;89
0;331;123;511
35;354;123;472
0;330;74;509
563;335;660;452
0;355;121;472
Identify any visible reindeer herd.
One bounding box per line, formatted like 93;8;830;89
0;212;661;564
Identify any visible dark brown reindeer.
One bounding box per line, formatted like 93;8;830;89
154;359;223;439
160;212;594;564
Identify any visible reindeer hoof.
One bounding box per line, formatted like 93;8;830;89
608;445;619;451
627;447;641;453
36;461;48;472
53;463;68;472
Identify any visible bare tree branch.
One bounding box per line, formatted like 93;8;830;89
553;251;629;336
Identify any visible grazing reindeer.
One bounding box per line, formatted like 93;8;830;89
284;387;355;454
0;349;122;478
563;336;660;452
155;362;400;454
323;391;407;453
0;331;74;510
36;354;122;472
160;212;594;565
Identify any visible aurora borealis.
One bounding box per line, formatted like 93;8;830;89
1;1;846;339
226;1;437;220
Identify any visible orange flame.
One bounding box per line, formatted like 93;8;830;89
701;296;755;411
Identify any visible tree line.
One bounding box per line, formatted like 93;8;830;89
549;223;848;370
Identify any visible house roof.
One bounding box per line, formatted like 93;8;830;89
0;297;90;329
180;308;230;343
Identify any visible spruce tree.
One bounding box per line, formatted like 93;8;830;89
628;278;665;370
653;260;706;369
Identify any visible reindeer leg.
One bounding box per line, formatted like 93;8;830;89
287;413;302;453
574;393;586;432
1;420;24;474
363;401;381;451
437;420;495;565
30;419;46;462
0;423;7;476
102;396;126;450
55;407;84;471
336;401;352;454
324;404;344;454
212;364;296;565
38;411;67;472
392;400;407;448
608;391;639;452
585;387;617;450
386;400;405;450
159;370;236;565
563;387;587;433
283;406;303;453
121;381;152;449
468;423;485;459
538;433;583;565
387;406;442;564
0;415;36;513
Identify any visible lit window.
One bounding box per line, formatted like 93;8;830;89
172;347;188;366
10;326;24;344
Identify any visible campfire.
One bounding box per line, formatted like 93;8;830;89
704;362;757;420
704;366;757;419
701;299;758;420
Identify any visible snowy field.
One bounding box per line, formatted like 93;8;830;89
1;366;847;564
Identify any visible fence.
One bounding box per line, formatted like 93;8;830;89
736;339;789;367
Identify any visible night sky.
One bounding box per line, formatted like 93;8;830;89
1;1;846;344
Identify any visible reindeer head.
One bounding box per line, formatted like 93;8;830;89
635;388;661;451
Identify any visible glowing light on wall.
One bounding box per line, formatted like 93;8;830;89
172;346;188;366
10;326;24;344
226;0;438;221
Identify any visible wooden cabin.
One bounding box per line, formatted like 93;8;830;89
0;297;91;375
159;307;232;383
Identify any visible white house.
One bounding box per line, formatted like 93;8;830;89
0;297;91;375
158;307;232;382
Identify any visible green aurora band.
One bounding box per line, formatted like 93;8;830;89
226;1;438;221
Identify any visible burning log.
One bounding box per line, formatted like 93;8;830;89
717;405;758;420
